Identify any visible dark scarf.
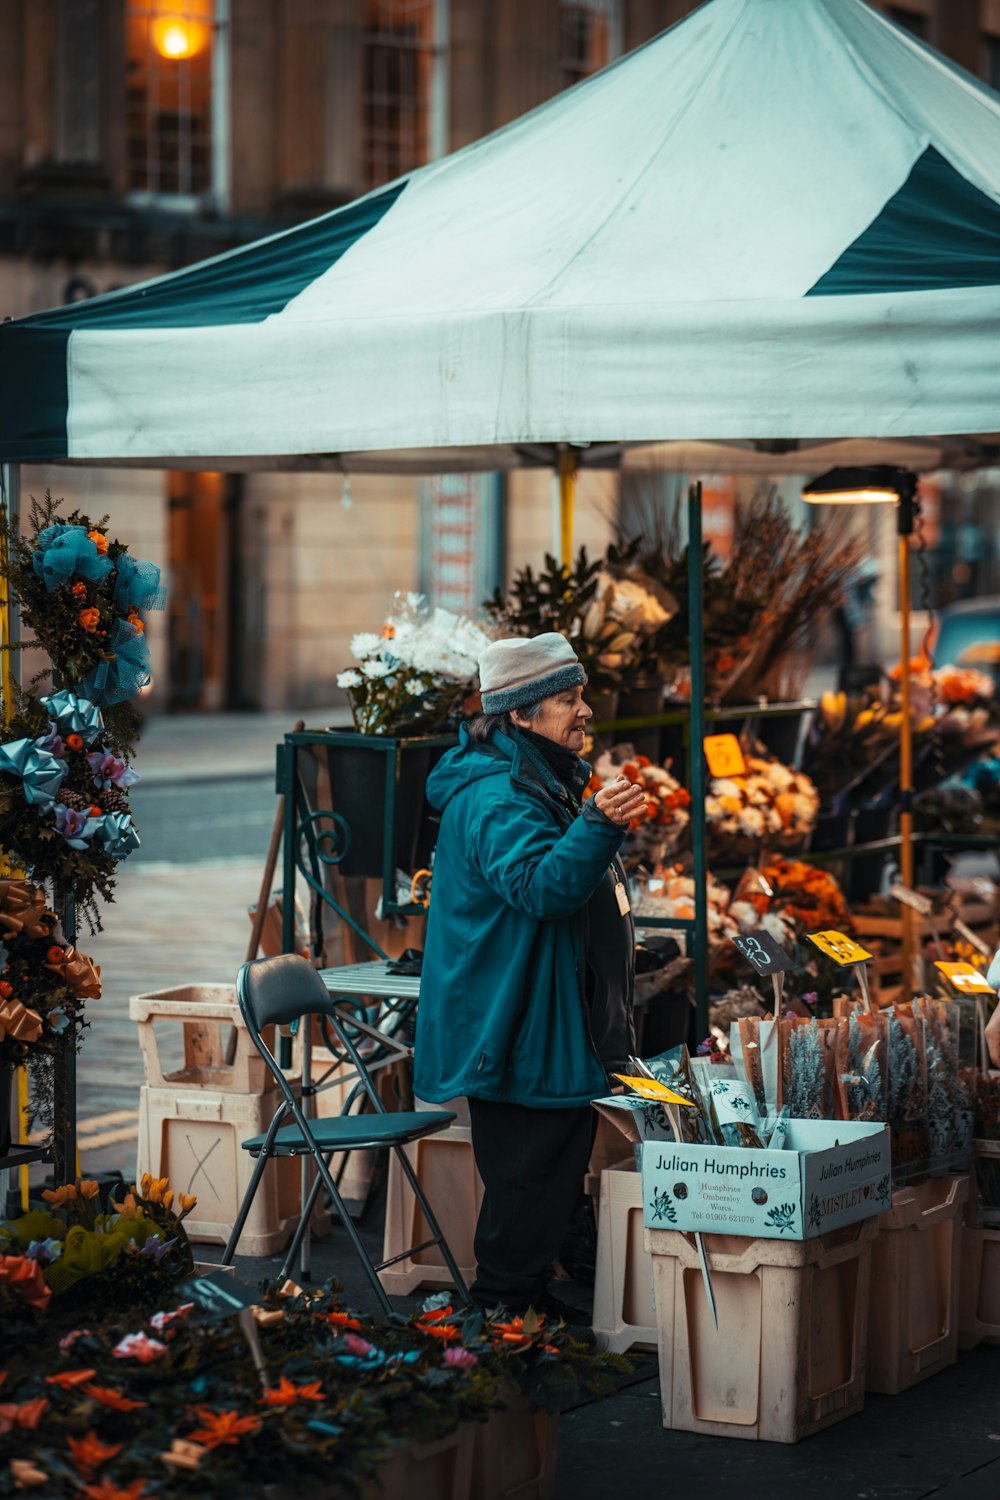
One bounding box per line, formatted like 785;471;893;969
511;725;589;805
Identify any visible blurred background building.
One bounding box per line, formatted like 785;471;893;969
1;0;998;709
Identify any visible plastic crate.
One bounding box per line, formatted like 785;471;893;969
379;1124;483;1295
129;984;276;1093
866;1173;969;1394
645;1217;877;1443
959;1225;1000;1350
136;1081;303;1255
592;1167;656;1355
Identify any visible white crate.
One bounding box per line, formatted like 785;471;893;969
592;1167;656;1355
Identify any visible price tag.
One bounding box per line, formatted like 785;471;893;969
953;918;992;957
612;1074;696;1107
704;734;746;779
934;961;994;994
806;930;873;966
732;929;795;976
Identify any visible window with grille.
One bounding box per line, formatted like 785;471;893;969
560;0;620;87
362;0;446;191
125;1;223;203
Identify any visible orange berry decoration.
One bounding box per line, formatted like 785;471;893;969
86;530;109;555
71;581;87;597
0;981;12;999
46;946;64;964
66;734;84;752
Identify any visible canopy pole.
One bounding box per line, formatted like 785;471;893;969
688;481;709;1039
557;449;578;569
897;494;915;995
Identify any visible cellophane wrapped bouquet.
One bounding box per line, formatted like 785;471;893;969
338;594;491;735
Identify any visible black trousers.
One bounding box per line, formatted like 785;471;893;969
467;1096;594;1310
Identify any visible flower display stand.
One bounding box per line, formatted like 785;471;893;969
357;1428;475;1500
469;1401;559;1500
592;1166;657;1355
379;1122;483;1295
644;1218;877;1443
865;1173;970;1394
130;984;305;1254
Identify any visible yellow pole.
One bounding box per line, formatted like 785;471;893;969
558;449;578;571
898;527;915;995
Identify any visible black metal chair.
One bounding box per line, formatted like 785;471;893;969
221;953;470;1315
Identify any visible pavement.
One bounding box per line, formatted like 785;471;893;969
8;706;1000;1497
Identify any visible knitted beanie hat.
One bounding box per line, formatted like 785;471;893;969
478;633;586;713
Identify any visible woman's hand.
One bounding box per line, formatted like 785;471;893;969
593;775;646;828
986;1000;1000;1070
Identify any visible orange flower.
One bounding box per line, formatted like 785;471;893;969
416;1305;454;1323
66;733;85;751
45;1367;98;1388
42;1183;78;1206
541;1344;561;1355
0;1395;47;1433
78;608;101;633
68;1431;123;1475
87;530;109;555
420;1323;461;1341
261;1376;324;1406
71;581;87;597
324;1310;362;1330
126;612;145;635
380;623;395;638
82;1481;148;1500
140;1175;169;1203
177;1193;197;1217
187;1408;262;1449
82;1385;148;1412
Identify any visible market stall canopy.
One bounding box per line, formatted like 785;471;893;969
3;0;1000;468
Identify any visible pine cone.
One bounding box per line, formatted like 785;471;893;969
101;787;130;814
57;789;86;809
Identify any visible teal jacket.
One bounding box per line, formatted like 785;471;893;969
413;724;627;1108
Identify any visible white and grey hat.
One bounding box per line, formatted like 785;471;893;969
478;633;587;713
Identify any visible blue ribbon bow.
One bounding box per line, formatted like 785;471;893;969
32;524;113;593
40;690;105;747
0;738;68;808
113;553;166;614
81;618;153;707
91;812;141;859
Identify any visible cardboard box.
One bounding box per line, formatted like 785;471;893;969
640;1119;890;1240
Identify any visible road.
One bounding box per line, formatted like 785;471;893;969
129;773;279;864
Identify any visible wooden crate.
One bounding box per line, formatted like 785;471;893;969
852;892;998;946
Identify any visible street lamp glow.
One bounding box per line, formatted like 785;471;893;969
151;16;208;59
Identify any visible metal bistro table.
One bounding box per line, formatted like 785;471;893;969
294;961;421;1278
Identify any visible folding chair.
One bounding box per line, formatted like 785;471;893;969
221;953;470;1315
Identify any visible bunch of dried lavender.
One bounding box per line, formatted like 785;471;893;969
783;1017;826;1119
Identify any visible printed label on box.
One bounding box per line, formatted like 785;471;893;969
641;1119;890;1240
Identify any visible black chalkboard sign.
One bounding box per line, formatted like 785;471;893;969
178;1270;258;1320
732;929;796;976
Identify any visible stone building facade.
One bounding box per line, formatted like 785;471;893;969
0;0;997;708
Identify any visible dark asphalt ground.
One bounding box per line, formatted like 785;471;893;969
129;773;278;864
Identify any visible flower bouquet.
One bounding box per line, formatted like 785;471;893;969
0;1175;196;1330
0;691;140;922
633;863;739;955
4;492;164;746
585;747;691;868
338;594;490;736
704;754;819;863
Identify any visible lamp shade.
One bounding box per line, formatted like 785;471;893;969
802;465;915;506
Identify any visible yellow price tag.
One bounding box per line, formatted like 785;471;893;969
704;734;746;779
806;930;873;966
934;961;994;994
612;1074;696;1107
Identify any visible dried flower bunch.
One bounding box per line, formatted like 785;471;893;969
620;488;862;703
338;593;490;736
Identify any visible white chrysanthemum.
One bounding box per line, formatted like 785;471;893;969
363;659;392;679
745;776;771;801
705;796;723;820
790;793;817;826
337;670;363;689
713;778;743;801
350;632;383;660
767;763;796;792
761;910;794;944
764;807;784;833
406;679;428;697
738;807;766;837
730;900;759;931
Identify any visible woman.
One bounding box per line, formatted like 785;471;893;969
414;632;645;1316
